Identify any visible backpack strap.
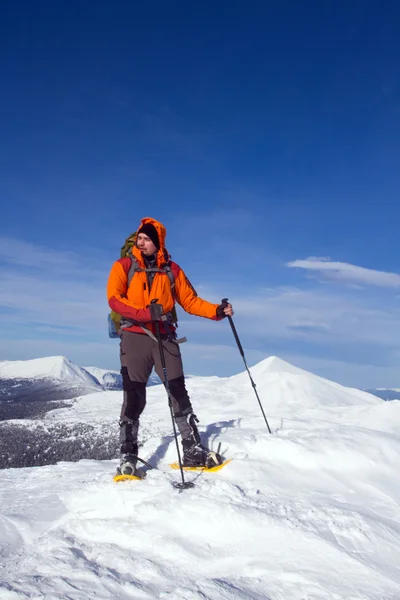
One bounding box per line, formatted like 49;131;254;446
127;256;176;295
127;256;138;286
163;263;176;298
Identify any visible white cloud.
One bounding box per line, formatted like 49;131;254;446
229;287;400;346
0;237;110;338
287;257;400;288
0;270;107;332
0;236;79;268
177;274;400;349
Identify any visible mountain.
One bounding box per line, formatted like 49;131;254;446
227;355;378;410
0;356;101;420
0;356;162;421
83;366;161;389
82;365;122;389
1;355;400;599
0;355;99;384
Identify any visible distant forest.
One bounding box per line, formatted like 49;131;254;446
0;375;164;469
0;420;120;469
0;378;120;469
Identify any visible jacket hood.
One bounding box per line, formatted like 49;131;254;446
132;217;169;266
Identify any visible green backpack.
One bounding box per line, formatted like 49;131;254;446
108;232;178;338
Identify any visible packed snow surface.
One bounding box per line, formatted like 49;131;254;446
1;356;400;599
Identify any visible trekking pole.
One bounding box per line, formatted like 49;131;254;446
222;298;272;433
151;300;194;490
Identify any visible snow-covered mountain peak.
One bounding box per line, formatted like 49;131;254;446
83;366;120;387
251;355;308;376
83;365;161;389
0;355;98;387
227;355;380;411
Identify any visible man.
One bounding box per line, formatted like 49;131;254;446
107;217;234;476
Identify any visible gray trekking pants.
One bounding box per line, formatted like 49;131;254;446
119;331;194;452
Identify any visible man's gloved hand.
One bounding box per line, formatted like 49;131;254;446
149;302;163;321
216;300;233;319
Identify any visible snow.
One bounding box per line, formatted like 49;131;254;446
0;355;99;387
1;356;400;599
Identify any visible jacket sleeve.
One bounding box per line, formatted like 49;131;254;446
174;266;222;320
107;260;151;322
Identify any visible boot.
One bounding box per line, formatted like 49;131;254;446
182;435;223;468
118;419;139;476
118;453;138;476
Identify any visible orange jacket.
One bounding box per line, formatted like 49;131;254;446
107;217;221;334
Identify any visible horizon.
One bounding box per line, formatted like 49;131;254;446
0;352;397;394
1;1;400;388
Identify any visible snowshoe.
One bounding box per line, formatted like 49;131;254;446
182;436;223;468
118;454;139;476
170;458;232;472
114;454;145;482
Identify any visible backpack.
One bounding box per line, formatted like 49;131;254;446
108;232;178;338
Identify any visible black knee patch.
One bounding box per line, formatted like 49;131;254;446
167;375;193;416
121;366;138;390
121;367;146;421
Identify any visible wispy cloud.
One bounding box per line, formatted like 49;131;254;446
0;236;108;339
227;288;400;347
287;257;400;288
0;236;79;268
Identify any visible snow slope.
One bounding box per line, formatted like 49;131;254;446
1;356;400;599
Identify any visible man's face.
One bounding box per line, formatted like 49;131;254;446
137;233;157;255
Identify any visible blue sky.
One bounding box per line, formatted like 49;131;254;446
1;1;400;388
